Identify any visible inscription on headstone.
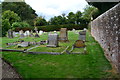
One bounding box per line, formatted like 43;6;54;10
47;33;59;47
59;28;68;42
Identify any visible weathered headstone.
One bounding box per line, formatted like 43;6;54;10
26;30;30;37
39;30;43;35
7;29;13;38
47;33;59;47
59;28;68;42
79;31;86;41
73;40;85;48
30;30;34;37
19;30;24;38
17;42;29;47
12;31;17;37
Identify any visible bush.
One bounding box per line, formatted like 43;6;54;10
12;22;32;31
2;19;11;37
36;24;87;32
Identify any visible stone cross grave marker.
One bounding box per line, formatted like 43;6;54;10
7;29;13;38
59;28;68;42
47;33;59;47
79;31;86;41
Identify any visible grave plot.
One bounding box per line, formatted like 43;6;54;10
2;29;88;55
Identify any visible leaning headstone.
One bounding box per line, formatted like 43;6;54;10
59;28;68;42
47;33;59;47
17;42;29;47
73;40;85;48
79;31;86;41
7;29;13;38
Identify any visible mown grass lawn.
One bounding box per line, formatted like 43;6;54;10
1;31;119;78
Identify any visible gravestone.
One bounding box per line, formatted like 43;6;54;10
7;29;13;38
19;30;24;38
39;30;43;35
26;30;30;37
34;27;39;37
17;42;29;47
74;40;85;48
47;33;59;47
59;28;68;42
12;31;17;37
30;30;34;37
79;31;86;41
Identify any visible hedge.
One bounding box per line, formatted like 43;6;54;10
14;24;87;32
36;24;87;32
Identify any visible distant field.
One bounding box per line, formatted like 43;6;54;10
1;31;119;78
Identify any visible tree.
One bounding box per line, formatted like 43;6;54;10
75;11;82;24
2;19;11;37
2;10;21;26
67;12;76;24
2;2;37;26
34;17;47;26
82;5;99;20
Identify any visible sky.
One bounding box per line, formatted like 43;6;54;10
1;0;88;21
25;0;88;21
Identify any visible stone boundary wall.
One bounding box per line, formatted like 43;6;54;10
91;3;120;73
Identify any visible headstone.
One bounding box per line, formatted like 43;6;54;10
39;30;43;35
13;31;17;37
17;42;29;47
73;40;85;48
19;30;24;38
26;30;30;37
59;28;68;42
47;33;59;47
7;29;13;38
30;30;34;37
79;31;86;41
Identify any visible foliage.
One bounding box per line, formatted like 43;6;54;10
34;17;47;26
2;10;21;26
36;24;87;32
82;5;99;20
2;2;37;26
2;19;11;37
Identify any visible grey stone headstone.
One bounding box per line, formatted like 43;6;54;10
79;31;86;41
47;33;59;47
17;42;29;47
8;29;13;38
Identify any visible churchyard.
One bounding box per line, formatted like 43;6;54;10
1;29;119;78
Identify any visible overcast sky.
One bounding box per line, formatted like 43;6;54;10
1;0;88;21
25;0;88;21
